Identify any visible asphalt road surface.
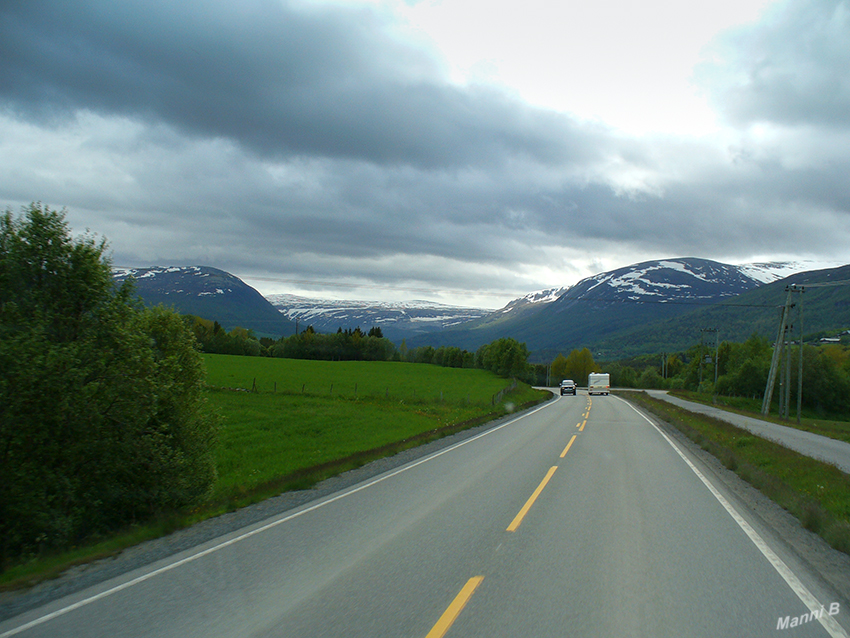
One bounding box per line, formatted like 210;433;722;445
645;390;850;474
2;393;847;638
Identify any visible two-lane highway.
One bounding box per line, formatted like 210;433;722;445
1;393;846;637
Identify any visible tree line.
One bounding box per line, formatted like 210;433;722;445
190;315;539;382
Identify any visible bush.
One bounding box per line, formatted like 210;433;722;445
0;204;217;569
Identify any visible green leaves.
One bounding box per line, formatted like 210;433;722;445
0;204;217;570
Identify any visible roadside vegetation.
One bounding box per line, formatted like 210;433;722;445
622;391;850;555
1;205;218;579
1;352;545;589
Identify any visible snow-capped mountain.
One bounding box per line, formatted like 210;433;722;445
265;294;489;342
565;258;764;303
407;257;848;356
113;266;295;336
498;287;571;315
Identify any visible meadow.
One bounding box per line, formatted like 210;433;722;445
204;354;549;506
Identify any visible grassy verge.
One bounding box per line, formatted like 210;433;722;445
1;357;549;590
669;389;850;444
621;391;850;555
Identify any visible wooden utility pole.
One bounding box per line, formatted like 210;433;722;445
762;286;803;416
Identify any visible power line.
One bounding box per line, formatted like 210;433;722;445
793;279;850;288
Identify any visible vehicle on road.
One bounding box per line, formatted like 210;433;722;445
559;379;577;395
588;372;610;396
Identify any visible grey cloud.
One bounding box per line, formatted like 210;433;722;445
2;0;849;305
0;0;603;169
698;0;850;127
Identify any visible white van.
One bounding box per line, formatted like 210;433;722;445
588;373;610;396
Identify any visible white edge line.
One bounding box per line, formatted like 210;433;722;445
1;398;559;637
617;396;848;638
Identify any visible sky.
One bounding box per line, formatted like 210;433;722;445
1;0;849;308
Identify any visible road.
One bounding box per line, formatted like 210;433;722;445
645;390;850;474
1;393;847;638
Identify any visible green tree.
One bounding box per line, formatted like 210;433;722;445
0;204;217;568
550;354;568;383
476;338;530;378
563;348;596;384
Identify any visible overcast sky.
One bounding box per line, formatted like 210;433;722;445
2;0;849;308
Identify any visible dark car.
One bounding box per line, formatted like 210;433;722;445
560;379;577;395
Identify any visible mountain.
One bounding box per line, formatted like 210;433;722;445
264;294;490;343
406;258;845;359
113;266;295;337
593;264;850;358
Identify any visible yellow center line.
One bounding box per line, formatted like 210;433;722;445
576;421;582;428
560;434;577;458
425;576;484;638
579;420;587;431
507;466;558;532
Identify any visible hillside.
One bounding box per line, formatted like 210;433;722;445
113;266;296;337
592;264;850;359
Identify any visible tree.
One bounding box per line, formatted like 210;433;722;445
476;338;530;378
563;348;596;384
0;204;217;568
550;354;568;383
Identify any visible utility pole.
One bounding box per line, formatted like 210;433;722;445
699;328;718;394
762;286;802;416
797;287;805;424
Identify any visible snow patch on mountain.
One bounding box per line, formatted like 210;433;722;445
736;260;846;284
500;287;570;313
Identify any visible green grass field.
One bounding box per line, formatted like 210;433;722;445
204;354;547;505
203;354;522;401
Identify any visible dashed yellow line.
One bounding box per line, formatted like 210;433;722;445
507;466;558;532
425;576;484;638
560;435;577;458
